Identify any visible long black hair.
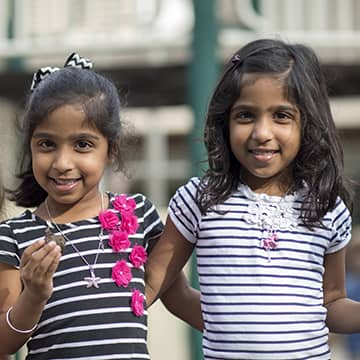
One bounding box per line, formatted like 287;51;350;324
197;38;353;227
9;66;131;208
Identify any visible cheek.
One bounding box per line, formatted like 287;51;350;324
31;156;46;185
280;124;301;152
82;155;109;175
229;126;247;151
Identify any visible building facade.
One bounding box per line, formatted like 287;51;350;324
0;1;360;359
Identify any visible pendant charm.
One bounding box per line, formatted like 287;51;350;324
84;268;101;288
262;232;279;262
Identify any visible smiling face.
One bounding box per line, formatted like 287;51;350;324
31;104;110;214
229;74;301;195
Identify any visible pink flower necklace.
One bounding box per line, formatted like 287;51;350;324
99;194;146;316
45;193;147;316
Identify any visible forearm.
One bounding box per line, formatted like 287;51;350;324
0;289;47;354
326;297;360;333
160;272;203;332
145;261;176;307
145;217;196;310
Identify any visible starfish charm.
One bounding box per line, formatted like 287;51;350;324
84;269;101;288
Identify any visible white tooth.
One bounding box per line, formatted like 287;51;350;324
253;150;274;155
56;179;76;185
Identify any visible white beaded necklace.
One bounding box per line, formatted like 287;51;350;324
45;194;105;288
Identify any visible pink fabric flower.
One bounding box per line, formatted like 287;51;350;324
99;210;119;230
120;211;139;235
113;195;136;213
112;260;132;287
131;290;144;316
262;232;279;262
262;233;278;251
129;245;147;268
109;230;131;252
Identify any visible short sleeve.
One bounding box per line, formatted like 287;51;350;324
168;177;202;244
140;195;164;242
0;220;21;268
326;198;352;254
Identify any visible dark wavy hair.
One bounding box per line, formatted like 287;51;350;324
197;38;353;227
9;66;132;207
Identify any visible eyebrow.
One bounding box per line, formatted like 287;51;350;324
32;132;101;141
230;104;298;114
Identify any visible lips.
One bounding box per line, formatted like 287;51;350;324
50;177;81;192
250;149;278;155
52;178;79;185
249;149;279;162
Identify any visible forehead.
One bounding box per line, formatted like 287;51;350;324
240;73;284;90
38;104;89;128
35;104;97;133
237;73;295;104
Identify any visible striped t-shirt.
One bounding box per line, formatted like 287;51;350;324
169;177;352;360
0;192;163;360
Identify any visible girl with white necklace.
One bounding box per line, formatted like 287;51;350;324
0;53;201;359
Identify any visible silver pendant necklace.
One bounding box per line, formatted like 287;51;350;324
44;194;105;288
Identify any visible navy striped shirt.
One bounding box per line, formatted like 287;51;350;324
169;178;352;360
0;192;163;360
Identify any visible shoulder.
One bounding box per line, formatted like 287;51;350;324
169;177;203;223
0;210;34;231
107;192;152;208
107;191;161;218
173;177;202;198
325;196;352;253
329;197;352;234
0;210;37;267
329;197;351;223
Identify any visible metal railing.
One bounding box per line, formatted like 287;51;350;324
0;0;193;66
221;0;360;63
1;0;360;67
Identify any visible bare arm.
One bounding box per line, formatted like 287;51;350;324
324;248;360;333
160;271;203;331
0;239;61;354
145;216;195;305
145;216;203;330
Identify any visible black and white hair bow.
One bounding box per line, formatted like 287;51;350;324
30;52;93;92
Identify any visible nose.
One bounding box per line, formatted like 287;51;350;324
52;147;74;173
251;117;273;143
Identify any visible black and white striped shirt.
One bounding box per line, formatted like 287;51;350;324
169;177;352;360
0;192;163;360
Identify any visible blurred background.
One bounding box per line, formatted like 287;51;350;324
1;0;360;359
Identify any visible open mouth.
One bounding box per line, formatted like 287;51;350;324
52;178;80;185
250;149;279;155
249;149;279;161
49;177;81;191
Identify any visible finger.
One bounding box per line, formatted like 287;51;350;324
21;239;46;267
31;240;58;259
21;241;59;276
21;245;61;290
38;244;61;274
44;248;62;277
31;243;61;275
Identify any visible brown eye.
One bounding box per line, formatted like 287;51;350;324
233;111;254;124
38;139;55;150
274;112;292;123
75;140;93;151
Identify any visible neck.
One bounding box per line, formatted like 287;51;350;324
241;177;295;196
44;192;104;224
